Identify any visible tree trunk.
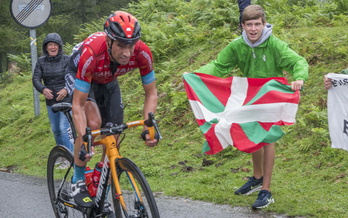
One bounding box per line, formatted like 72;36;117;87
0;53;7;74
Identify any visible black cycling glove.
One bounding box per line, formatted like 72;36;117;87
141;130;160;143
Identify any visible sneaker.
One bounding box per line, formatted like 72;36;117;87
55;157;64;165
71;180;94;208
252;189;274;209
234;176;263;195
56;160;71;169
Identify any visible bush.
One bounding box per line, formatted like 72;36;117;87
7;53;31;74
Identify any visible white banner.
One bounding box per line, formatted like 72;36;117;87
326;73;348;151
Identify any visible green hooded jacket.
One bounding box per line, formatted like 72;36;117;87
195;24;308;81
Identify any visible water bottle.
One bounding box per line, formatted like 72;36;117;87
85;166;97;197
92;162;104;187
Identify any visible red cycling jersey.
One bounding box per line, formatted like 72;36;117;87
75;32;154;85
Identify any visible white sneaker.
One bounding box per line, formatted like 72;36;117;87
55;157;64;165
56;160;71;169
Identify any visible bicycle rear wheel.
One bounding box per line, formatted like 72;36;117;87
111;158;160;218
47;145;85;218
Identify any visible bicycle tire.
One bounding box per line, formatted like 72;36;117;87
47;145;86;218
111;158;160;218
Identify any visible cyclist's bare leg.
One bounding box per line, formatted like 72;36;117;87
85;101;108;165
84;101;121;164
86;101;102;130
115;135;121;150
73;101;101;167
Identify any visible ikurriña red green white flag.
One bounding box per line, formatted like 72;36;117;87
183;72;300;155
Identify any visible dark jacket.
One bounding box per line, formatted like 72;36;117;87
32;33;71;106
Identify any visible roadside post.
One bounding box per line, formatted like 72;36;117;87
10;0;52;117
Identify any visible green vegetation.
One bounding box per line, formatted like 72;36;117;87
1;0;348;217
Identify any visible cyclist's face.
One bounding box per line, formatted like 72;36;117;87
242;18;265;44
107;38;135;65
46;42;59;57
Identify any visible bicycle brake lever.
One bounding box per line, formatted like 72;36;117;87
152;119;162;139
79;145;87;161
82;127;93;158
148;112;162;140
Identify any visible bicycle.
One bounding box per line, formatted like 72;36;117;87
47;102;162;218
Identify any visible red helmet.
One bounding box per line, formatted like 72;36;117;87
104;11;141;45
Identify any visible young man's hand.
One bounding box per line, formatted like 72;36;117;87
291;80;304;91
323;75;332;90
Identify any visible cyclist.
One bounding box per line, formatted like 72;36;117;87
67;11;158;208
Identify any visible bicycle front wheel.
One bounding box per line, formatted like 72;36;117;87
111;158;160;218
47;145;85;218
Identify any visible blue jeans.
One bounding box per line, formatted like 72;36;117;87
47;105;74;152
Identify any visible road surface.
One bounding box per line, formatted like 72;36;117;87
0;172;285;217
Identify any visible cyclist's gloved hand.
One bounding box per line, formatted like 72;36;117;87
79;145;87;161
79;143;95;162
141;130;159;147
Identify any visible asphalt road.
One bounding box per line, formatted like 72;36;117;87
0;172;283;217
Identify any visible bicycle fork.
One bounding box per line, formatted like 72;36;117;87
99;136;145;214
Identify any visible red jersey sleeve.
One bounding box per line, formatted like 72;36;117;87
137;41;154;76
76;45;97;84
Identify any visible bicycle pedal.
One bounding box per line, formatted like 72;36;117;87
57;203;68;214
102;202;116;217
60;189;72;201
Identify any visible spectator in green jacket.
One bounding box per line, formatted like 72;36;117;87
193;5;308;209
324;68;348;90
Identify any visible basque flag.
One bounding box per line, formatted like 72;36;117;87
183;72;300;155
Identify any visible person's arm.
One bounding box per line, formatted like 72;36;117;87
137;42;159;146
65;73;76;96
341;68;348;75
276;38;308;91
194;41;237;77
142;80;158;147
32;60;45;93
72;88;91;166
278;39;309;82
32;59;54;99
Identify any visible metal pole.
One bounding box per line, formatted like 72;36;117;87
30;28;40;116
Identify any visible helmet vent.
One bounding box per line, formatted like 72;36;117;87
104;11;141;41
